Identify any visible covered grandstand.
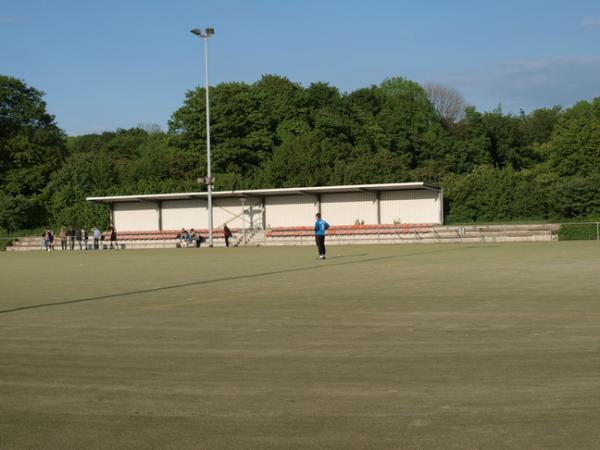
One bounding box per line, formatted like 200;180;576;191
86;182;444;232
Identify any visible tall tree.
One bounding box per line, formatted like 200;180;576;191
424;83;467;124
545;98;600;177
0;75;66;229
376;77;447;170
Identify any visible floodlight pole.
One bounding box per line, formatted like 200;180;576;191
191;27;215;247
240;197;247;245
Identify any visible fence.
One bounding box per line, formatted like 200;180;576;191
1;231;236;251
0;236;121;251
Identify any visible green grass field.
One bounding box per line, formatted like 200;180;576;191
1;242;599;449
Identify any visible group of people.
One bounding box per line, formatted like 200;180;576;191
42;225;117;251
177;228;203;248
177;225;234;248
39;216;330;255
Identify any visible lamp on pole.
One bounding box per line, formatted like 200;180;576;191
191;27;215;247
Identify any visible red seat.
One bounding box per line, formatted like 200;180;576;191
264;224;435;238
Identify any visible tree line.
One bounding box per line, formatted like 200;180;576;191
1;73;599;232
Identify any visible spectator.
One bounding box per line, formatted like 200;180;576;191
178;228;188;248
224;224;232;248
92;225;101;250
41;230;48;251
81;228;88;250
75;228;82;250
58;226;67;251
109;225;118;250
46;228;55;251
67;226;76;250
190;229;201;248
186;231;195;247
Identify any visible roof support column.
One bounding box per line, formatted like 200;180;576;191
261;196;266;230
375;191;381;225
157;200;163;231
316;193;321;215
440;187;444;225
109;203;114;226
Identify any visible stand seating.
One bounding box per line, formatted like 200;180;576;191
110;229;239;241
266;224;434;238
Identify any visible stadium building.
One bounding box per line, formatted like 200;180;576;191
86;182;443;231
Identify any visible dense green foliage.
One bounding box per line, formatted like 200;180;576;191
1;74;599;231
557;222;600;241
0;75;66;230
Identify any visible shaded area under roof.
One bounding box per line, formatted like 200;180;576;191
87;182;439;204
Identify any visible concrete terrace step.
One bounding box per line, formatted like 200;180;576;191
4;224;561;251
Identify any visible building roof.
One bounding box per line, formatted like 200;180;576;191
86;182;439;204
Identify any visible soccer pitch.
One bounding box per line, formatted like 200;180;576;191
1;242;599;449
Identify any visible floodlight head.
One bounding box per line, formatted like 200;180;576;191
191;28;203;36
206;28;215;36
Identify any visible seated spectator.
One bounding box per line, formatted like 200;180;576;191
178;228;189;248
186;231;195;247
190;229;200;248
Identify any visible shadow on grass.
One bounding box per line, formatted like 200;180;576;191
326;253;368;259
0;246;485;315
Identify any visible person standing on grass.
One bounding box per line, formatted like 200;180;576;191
67;226;76;250
109;224;118;250
223;224;232;247
92;225;101;250
75;228;82;250
41;230;48;251
81;228;88;250
46;228;55;251
314;213;330;260
58;226;67;251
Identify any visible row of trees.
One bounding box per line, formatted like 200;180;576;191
1;73;599;231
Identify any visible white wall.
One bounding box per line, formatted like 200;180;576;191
380;190;441;224
320;192;378;225
113;202;159;231
161;199;207;230
265;195;318;227
162;197;262;230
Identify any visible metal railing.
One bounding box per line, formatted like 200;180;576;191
217;205;264;246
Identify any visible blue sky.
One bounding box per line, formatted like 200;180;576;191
2;0;599;135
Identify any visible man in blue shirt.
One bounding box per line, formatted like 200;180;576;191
314;213;330;259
